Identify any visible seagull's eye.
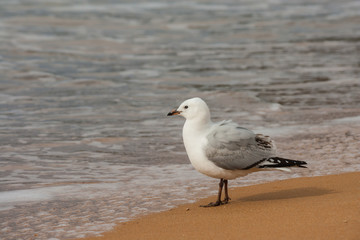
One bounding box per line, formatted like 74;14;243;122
184;105;188;109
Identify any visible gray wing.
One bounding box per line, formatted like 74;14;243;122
204;120;276;170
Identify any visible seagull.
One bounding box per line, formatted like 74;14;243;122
167;97;307;207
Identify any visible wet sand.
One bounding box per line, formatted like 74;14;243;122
79;172;360;240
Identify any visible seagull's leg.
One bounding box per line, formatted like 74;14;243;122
200;178;224;207
215;178;224;204
222;179;231;204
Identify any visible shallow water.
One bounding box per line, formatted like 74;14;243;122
0;0;360;239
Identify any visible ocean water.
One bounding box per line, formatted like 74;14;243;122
0;0;360;239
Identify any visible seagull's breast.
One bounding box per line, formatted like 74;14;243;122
182;123;209;170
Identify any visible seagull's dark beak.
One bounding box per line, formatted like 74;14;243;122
167;109;181;116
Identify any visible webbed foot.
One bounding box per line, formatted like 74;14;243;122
222;197;231;204
200;199;230;207
200;201;223;207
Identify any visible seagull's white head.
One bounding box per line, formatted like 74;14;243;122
167;97;211;122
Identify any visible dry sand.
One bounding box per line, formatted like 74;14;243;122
79;172;360;240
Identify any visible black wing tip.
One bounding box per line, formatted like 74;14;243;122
294;159;307;167
259;157;308;169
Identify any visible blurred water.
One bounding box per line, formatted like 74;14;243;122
0;0;360;239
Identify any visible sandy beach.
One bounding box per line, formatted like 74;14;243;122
79;172;360;240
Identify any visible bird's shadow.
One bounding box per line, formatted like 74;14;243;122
237;187;334;202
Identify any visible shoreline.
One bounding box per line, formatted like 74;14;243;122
78;172;360;240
